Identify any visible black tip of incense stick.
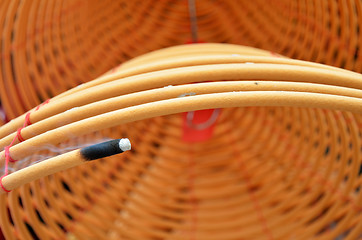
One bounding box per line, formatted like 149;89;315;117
80;139;131;161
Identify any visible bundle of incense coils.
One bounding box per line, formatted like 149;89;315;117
0;43;361;239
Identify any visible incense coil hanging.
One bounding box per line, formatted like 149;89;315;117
0;0;361;239
0;0;360;120
0;43;361;239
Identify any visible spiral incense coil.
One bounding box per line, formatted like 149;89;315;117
0;43;361;240
0;0;361;239
0;0;361;121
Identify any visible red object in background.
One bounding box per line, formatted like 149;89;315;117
182;109;220;142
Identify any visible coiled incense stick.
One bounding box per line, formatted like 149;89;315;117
0;138;131;194
0;42;361;239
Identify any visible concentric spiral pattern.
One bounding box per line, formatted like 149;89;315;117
0;0;361;239
0;0;361;121
0;43;361;239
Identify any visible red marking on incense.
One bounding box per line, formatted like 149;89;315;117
0;176;10;193
0;100;49;193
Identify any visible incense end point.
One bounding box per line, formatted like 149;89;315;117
119;138;131;152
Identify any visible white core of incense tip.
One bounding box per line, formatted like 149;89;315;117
119;138;131;151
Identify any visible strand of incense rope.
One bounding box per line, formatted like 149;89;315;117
1;80;362;152
0;91;362;169
1;43;358;132
0;138;131;194
1;61;361;139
